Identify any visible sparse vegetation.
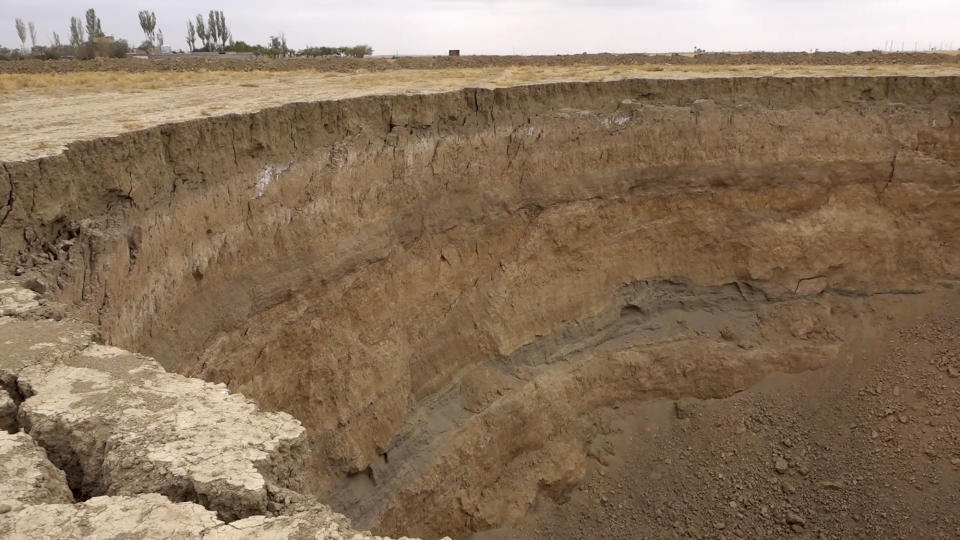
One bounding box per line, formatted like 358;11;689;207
298;45;373;58
6;6;371;61
267;34;290;58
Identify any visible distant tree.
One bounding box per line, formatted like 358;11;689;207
69;17;85;47
85;8;103;42
348;44;373;58
214;11;229;50
226;40;259;53
0;46;23;60
298;46;338;57
267;34;289;58
186;20;196;51
297;45;372;58
37;46;61;60
138;10;157;48
51;32;62;48
207;11;219;51
195;15;208;51
28;22;37;50
15;19;27;52
157;28;164;48
109;39;130;58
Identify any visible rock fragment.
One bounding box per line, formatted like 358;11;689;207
786;512;805;526
0;282;40;317
0;430;73;508
204;503;438;539
0;494;219;539
17;344;307;520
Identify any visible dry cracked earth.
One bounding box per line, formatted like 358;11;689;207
0;54;958;539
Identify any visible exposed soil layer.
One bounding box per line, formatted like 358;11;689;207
1;75;958;538
2;51;960;75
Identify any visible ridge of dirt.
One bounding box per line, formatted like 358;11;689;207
2;51;959;75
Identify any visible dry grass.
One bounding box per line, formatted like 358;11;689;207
3;63;959;97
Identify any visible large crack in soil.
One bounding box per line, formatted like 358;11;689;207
1;76;958;538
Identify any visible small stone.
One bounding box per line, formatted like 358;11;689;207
0;503;11;514
786;512;806;526
24;278;46;294
714;522;726;530
791;523;805;533
948;366;960;378
674;400;696;420
821;481;844;490
775;458;789;474
898;414;908;424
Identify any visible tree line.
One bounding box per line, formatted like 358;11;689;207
6;9;127;60
3;8;373;60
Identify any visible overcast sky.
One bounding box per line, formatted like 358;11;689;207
1;0;958;55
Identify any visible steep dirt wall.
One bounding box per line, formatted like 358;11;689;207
2;76;960;537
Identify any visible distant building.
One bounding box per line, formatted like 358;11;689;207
448;49;460;56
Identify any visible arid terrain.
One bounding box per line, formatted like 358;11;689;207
0;53;958;539
4;62;960;163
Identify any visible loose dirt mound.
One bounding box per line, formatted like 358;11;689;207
2;51;959;74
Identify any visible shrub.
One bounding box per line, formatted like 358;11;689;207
297;45;373;58
109;39;130;58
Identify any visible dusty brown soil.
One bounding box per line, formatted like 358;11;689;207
5;63;959;163
475;289;960;540
2;51;960;75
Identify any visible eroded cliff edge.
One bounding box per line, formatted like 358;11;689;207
2;76;959;537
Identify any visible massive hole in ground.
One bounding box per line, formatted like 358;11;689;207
3;77;959;538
